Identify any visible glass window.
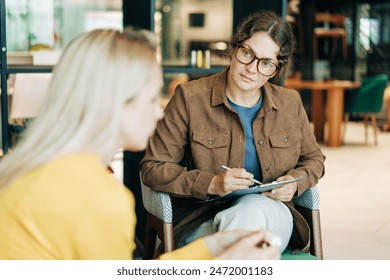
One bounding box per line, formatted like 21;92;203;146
360;17;380;51
6;0;122;65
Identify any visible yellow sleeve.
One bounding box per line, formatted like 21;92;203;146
158;239;214;260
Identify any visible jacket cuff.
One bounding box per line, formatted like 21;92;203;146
192;172;215;200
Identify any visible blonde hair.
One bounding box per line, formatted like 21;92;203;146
0;28;157;188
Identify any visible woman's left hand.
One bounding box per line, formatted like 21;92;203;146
263;175;297;202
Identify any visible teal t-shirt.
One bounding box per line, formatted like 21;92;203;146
228;96;263;180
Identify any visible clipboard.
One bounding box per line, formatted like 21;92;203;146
200;176;305;203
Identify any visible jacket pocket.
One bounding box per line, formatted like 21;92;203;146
269;129;301;148
192;130;230;149
191;130;230;171
269;129;301;171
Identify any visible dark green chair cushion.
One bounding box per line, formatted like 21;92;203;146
281;249;319;260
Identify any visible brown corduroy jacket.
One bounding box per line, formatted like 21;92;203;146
140;68;325;253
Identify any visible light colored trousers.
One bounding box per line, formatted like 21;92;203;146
179;194;293;252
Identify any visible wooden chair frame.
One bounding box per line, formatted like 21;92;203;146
314;12;347;60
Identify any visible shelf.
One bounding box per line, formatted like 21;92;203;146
5;51;55;73
6;66;53;73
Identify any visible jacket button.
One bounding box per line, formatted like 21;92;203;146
258;140;264;145
283;136;289;142
208;139;213;145
265;166;270;171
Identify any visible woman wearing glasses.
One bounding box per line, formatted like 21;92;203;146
141;11;325;255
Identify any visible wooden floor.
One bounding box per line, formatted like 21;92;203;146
320;122;390;259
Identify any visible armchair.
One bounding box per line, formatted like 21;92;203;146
141;179;323;260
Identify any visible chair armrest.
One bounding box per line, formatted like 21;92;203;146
140;180;173;224
293;186;320;210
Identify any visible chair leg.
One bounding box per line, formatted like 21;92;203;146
342;35;347;60
161;223;174;253
295;205;324;259
311;210;323;259
343;113;350;142
143;213;158;260
364;114;369;145
330;37;338;60
371;113;378;146
143;213;174;259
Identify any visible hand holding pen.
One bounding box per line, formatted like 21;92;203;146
207;165;260;196
221;165;263;185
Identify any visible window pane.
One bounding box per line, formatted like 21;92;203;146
6;0;122;65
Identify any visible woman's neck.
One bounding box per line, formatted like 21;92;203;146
226;76;262;108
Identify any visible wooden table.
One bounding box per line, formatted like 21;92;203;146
285;78;360;147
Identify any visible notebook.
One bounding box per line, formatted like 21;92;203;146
200;176;305;203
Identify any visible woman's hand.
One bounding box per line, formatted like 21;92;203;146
263;175;297;202
207;168;254;196
203;230;281;260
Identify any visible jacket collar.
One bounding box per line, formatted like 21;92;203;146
262;82;279;112
211;67;229;107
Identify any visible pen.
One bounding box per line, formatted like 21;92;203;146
221;165;263;185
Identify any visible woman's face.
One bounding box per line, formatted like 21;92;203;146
119;63;164;151
229;32;280;93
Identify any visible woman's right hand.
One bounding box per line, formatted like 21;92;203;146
207;168;254;196
203;230;281;260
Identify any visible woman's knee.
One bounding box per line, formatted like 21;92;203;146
214;194;293;233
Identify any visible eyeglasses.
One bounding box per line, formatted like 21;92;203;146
235;45;280;77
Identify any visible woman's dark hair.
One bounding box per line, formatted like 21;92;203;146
227;11;295;82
